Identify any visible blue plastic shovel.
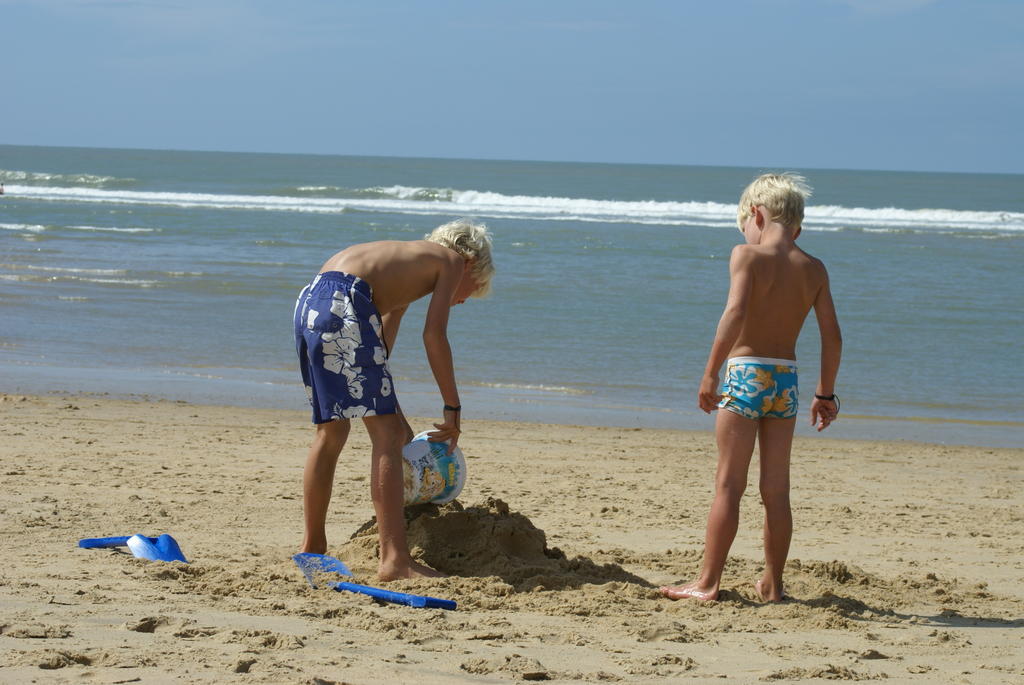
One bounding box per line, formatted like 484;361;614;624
78;534;188;563
292;552;456;610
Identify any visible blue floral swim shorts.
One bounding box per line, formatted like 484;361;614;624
293;271;397;423
717;356;799;420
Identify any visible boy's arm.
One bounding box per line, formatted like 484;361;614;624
380;306;414;443
422;254;464;450
698;247;753;413
380;305;408;358
810;268;842;431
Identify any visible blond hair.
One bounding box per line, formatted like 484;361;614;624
737;173;812;233
424;219;495;297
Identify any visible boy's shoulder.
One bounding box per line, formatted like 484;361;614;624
732;243;826;268
729;243;773;264
795;246;828;274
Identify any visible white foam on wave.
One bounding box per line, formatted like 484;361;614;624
7;183;1023;235
806;204;1018;232
68;225;158;233
72;276;159;286
0;222;47;232
5;275;157;287
0;267;157;287
0;169;130;186
17;264;128;276
472;380;592;396
0;221;157;234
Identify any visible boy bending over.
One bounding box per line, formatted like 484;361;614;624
662;173;842;602
293;220;494;580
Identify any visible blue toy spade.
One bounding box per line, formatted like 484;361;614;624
78;534;188;563
292;553;456;610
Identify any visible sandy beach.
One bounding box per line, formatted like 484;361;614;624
1;392;1021;684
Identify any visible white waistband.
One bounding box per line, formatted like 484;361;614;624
727;356;797;367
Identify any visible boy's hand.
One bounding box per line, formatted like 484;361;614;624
810;397;837;431
698;374;721;413
428;407;461;454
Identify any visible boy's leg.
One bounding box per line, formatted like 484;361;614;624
755;416;796;602
394;401;416;445
362;413;443;581
662;409;758;600
301;418;351;554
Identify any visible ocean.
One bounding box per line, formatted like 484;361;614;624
1;144;1021;447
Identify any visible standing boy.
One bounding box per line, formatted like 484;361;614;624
662;173;841;602
293;219;494;580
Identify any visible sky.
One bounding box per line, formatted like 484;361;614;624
1;0;1021;173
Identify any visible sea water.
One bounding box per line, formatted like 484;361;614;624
1;144;1021;447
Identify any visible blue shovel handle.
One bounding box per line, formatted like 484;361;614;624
331;581;457;610
292;553;456;610
79;536;140;548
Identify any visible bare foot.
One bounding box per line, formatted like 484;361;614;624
659;583;718;601
754;578;789;602
299;534;327;555
378;559;446;581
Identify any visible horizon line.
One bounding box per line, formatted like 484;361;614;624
1;141;1020;178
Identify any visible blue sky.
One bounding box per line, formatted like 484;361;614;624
2;0;1021;173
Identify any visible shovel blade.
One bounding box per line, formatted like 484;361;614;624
292;552;353;589
126;534;188;563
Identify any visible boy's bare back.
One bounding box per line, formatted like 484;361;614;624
321;240;464;315
727;242;830;360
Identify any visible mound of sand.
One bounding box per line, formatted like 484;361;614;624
338;497;651;590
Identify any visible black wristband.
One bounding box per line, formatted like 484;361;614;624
443;404;461;412
814;393;840;412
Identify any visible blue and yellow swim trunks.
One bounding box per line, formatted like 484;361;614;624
293;271;398;423
718;356;799;420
